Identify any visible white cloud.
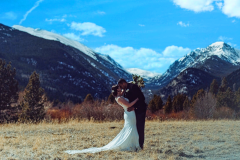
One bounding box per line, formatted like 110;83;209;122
163;45;191;57
177;21;190;27
218;36;233;41
63;33;84;42
96;11;106;15
45;18;66;23
172;0;240;18
222;0;240;18
232;19;236;23
139;24;145;27
19;0;44;24
1;12;17;20
95;44;191;73
216;2;223;9
70;22;106;37
173;0;215;12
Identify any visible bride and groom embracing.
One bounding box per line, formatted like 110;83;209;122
65;78;147;154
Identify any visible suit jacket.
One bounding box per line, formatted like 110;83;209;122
124;83;147;113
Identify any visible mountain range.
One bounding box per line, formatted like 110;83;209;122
1;23;240;103
151;42;240;100
0;23;131;102
148;42;240;88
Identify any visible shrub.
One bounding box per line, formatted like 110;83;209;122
193;92;216;119
107;94;115;104
213;107;236;119
84;94;94;103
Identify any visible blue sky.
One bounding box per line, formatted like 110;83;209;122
1;0;240;73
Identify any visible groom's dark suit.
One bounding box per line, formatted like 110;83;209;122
124;83;147;149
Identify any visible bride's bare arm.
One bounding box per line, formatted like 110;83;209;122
118;97;139;108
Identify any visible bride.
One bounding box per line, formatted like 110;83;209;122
64;85;141;154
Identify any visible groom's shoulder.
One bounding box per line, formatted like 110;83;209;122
127;82;138;89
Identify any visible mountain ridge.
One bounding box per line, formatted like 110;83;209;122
148;42;240;89
0;23;131;102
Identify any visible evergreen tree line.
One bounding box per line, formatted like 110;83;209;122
0;59;45;123
147;77;240;119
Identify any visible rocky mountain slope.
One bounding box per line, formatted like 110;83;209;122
148;42;240;89
156;68;221;100
0;23;131;102
226;67;240;91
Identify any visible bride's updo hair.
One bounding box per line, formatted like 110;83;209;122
111;85;118;97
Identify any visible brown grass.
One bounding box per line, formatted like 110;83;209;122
0;120;240;159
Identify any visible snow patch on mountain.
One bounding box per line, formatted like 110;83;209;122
126;68;161;80
13;25;99;60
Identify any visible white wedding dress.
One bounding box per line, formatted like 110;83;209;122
64;96;140;154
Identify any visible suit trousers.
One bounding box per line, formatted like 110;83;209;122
135;110;146;149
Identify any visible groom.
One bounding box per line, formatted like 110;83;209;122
118;78;147;149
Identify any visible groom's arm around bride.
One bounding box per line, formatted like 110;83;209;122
126;83;147;112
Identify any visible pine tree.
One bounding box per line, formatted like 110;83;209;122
191;89;205;108
164;96;172;114
219;77;228;92
148;98;157;113
209;79;219;95
236;88;240;111
19;71;46;122
108;94;115;104
154;95;163;111
132;74;145;89
84;94;94;103
216;87;236;110
183;96;190;111
0;59;18;122
148;95;163;113
172;94;186;112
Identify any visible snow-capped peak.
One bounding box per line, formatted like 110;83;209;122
13;25;98;60
209;41;225;48
126;68;161;80
205;42;239;63
12;25;129;73
149;42;240;87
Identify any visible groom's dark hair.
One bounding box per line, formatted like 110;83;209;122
117;78;127;84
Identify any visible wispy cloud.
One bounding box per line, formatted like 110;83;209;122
19;0;44;24
232;19;236;23
95;44;190;73
177;21;189;27
96;11;106;15
218;36;233;41
216;2;223;9
70;22;106;37
139;24;145;27
1;12;17;20
45;18;66;23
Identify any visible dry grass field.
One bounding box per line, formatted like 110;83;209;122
0;120;240;160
